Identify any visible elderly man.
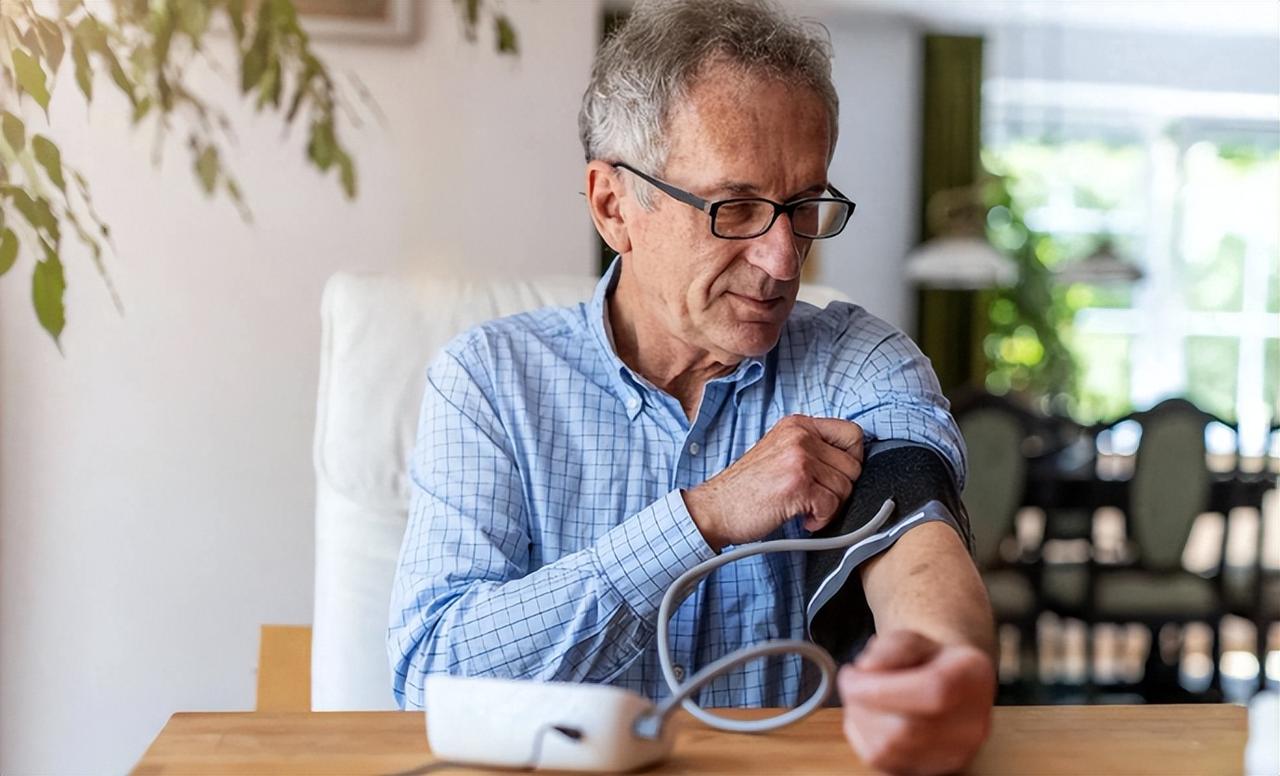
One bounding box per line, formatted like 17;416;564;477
389;0;995;772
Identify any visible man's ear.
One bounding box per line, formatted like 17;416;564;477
585;161;632;255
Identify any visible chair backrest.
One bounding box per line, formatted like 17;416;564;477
957;400;1028;569
311;270;850;710
1126;398;1216;571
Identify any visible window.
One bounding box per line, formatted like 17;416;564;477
983;81;1280;455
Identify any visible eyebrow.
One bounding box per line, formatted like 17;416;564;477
708;179;829;200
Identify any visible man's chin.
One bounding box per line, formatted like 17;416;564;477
721;320;785;359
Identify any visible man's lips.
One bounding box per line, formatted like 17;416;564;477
727;292;786;315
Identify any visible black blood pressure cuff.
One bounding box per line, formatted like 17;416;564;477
804;442;972;665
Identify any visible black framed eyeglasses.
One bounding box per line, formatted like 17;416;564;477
613;161;855;240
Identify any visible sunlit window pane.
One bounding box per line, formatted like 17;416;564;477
1185;336;1240;422
1068;332;1132;423
1176;139;1278;313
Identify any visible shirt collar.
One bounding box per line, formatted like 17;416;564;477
589;257;645;419
590;255;768;418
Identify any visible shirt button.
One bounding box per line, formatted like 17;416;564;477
688;442;701;456
673;665;686;682
626;396;639;410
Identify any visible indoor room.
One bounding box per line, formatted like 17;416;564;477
0;0;1276;773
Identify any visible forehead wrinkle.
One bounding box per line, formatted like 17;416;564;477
662;70;830;200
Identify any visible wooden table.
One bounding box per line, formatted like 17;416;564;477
132;705;1246;775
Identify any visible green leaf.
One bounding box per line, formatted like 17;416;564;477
35;18;65;76
177;0;210;43
1;111;25;152
11;48;51;111
226;0;246;43
157;71;173;111
195;145;218;194
241;0;274;93
256;55;280;110
224;175;252;223
71;36;92;100
494;14;518;54
270;0;299;27
132;96;153;123
307;119;335;170
74;16;104;49
75;18;136;107
32;241;66;346
32;135;66;192
284;66;314;124
0;228;17;276
18;25;44;60
153;7;175;70
461;0;480;32
5;187;60;244
336;148;356;198
241;33;268;94
99;44;138;107
268;61;283;107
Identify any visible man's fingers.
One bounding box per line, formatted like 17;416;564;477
840;646;995;715
854;630;940;671
805;417;865;455
809;436;863;482
840;662;951;715
799;468;850;531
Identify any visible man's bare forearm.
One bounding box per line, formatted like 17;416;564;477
858;521;997;663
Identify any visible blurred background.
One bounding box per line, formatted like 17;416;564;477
0;0;1276;772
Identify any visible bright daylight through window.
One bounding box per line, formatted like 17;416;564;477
982;78;1280;459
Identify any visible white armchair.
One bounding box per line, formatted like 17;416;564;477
311;270;848;710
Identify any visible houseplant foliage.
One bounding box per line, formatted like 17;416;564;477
981;174;1078;410
0;0;517;349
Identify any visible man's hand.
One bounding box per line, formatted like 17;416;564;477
839;630;995;776
682;415;864;551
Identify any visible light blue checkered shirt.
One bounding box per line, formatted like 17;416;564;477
389;258;966;710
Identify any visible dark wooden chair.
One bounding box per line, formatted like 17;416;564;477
1081;398;1229;701
953;391;1043;698
1223;425;1279;692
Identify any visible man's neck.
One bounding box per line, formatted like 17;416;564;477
607;271;737;418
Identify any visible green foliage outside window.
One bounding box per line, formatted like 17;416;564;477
981;137;1150;420
982;128;1279;429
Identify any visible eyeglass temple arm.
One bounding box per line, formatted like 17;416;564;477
612;162;712;213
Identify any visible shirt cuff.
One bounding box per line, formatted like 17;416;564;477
592;489;717;621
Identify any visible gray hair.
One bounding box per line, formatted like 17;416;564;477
578;0;839;208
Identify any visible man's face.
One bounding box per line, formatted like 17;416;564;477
621;64;833;362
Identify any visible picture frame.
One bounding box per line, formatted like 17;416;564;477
292;0;420;44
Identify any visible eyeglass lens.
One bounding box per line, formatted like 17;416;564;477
714;199;851;238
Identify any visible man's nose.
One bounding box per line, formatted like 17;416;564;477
745;213;804;282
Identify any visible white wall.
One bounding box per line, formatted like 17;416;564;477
0;2;600;773
817;11;923;333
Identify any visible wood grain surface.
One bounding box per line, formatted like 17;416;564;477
131;704;1247;775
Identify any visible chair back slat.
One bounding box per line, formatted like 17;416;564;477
959;407;1027;568
1129;400;1214;571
